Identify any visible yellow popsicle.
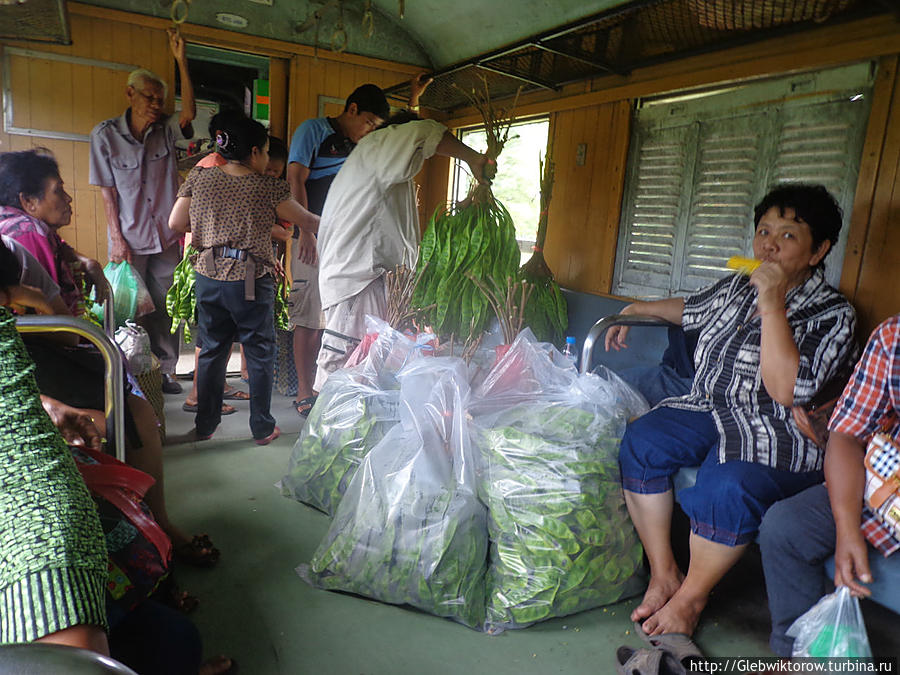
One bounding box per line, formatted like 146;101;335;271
726;256;761;274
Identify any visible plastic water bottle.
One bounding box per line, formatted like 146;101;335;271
563;336;578;368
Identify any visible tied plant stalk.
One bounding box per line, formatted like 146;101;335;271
518;138;567;344
411;77;521;341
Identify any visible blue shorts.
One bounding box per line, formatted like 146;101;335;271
619;407;823;546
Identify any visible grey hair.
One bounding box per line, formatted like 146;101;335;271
127;68;168;99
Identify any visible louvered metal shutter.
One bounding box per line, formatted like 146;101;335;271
616;123;694;298
677;115;766;292
613;64;873;298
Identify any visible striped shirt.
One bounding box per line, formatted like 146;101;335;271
829;315;900;556
660;269;857;472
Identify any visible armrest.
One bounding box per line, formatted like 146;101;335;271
579;314;675;375
16;315;125;462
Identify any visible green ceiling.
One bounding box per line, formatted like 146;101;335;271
77;0;631;69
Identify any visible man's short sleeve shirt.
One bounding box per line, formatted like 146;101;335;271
89;110;187;254
288;117;354;216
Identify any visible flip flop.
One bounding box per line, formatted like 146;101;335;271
615;646;684;675
634;621;703;670
223;388;250;401
183;402;237;415
292;396;317;418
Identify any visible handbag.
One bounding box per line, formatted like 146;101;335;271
863;432;900;541
70;446;173;624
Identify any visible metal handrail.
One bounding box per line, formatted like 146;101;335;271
579;313;674;375
16;315;125;461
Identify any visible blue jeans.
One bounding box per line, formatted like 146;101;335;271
619;407;823;545
759;484;900;656
195;273;276;440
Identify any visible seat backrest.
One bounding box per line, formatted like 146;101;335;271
562;289;673;372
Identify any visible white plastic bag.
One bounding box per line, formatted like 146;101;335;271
114;320;154;375
787;586;872;658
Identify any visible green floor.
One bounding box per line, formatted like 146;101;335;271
160;377;898;674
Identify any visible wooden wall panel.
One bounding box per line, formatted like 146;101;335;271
542;100;631;295
849;58;900;338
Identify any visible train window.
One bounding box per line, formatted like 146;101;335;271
612;61;875;299
451;117;550;263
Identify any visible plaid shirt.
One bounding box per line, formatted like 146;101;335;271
660;269;857;472
829;316;900;556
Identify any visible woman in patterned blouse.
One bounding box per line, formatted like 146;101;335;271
169;113;318;446
606;184;857;642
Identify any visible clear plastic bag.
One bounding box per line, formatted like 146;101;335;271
787;586;872;658
278;367;400;516
472;329;648;631
278;317;428;516
298;357;488;629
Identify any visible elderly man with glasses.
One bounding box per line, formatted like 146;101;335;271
89;28;196;394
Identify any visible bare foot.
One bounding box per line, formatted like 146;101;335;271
631;570;684;622
641;587;707;636
199;655;235;675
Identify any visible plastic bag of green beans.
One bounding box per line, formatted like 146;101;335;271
472;330;649;632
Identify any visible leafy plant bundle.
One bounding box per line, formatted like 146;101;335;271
519;142;567;344
166;244;198;343
411;80;521;340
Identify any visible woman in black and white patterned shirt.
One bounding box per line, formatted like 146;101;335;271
607;184;857;642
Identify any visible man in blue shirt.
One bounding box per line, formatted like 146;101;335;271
286;77;430;415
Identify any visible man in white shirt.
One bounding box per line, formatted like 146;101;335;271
314;113;492;390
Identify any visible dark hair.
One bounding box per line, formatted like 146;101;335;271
754;183;842;260
267;135;288;163
210;111;268;162
0;150;60;209
0;238;21;288
385;110;420;127
208;107;244;138
345;84;390;121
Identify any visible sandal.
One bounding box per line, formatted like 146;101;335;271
223;387;250;401
615;646;684;675
174;534;220;568
292;395;317;418
183;402;237;415
634;622;703;671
